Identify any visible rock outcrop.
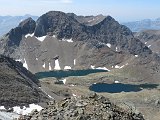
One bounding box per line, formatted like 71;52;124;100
19;93;144;120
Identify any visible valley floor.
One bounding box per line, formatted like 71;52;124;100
39;72;160;120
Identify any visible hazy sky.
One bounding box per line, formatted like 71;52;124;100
0;0;159;22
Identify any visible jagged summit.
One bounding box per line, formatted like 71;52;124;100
34;11;80;38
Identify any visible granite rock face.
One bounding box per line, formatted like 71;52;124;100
19;93;145;120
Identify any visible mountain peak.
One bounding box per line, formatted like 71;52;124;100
105;15;114;21
34;11;79;37
18;17;36;34
45;11;66;16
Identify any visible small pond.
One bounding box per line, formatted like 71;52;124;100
89;83;159;93
35;69;108;79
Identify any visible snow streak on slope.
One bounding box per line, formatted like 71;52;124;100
54;59;61;70
23;59;28;70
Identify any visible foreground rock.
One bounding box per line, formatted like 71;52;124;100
19;93;144;120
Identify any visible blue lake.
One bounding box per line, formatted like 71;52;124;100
35;69;107;79
89;83;158;93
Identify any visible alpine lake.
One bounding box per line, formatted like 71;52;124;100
35;69;159;93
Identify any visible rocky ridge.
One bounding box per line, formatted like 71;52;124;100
19;93;144;120
0;55;49;108
134;30;160;54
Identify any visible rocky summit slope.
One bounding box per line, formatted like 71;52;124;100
19;93;144;120
0;11;153;73
0;55;48;108
134;30;160;54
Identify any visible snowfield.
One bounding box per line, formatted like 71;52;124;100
13;104;42;115
35;35;46;42
0;111;19;120
64;66;72;70
0;104;43;120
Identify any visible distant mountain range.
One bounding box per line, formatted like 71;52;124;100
0;15;38;36
122;18;160;32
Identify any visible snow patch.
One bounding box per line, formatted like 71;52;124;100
0;106;6;110
0;111;19;120
135;55;138;57
36;58;38;60
148;45;151;48
48;95;54;99
62;38;73;43
49;63;52;70
64;66;71;70
115;65;120;69
145;42;147;44
96;67;110;71
13;104;42;115
15;59;22;62
114;80;119;83
91;65;95;69
116;47;118;51
23;59;28;70
52;35;56;38
73;94;77;97
70;84;75;87
54;59;61;70
115;64;127;69
42;62;45;68
60;78;67;84
91;65;110;71
36;35;46;42
25;33;34;38
88;18;95;23
119;65;125;69
106;43;111;48
74;59;76;65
